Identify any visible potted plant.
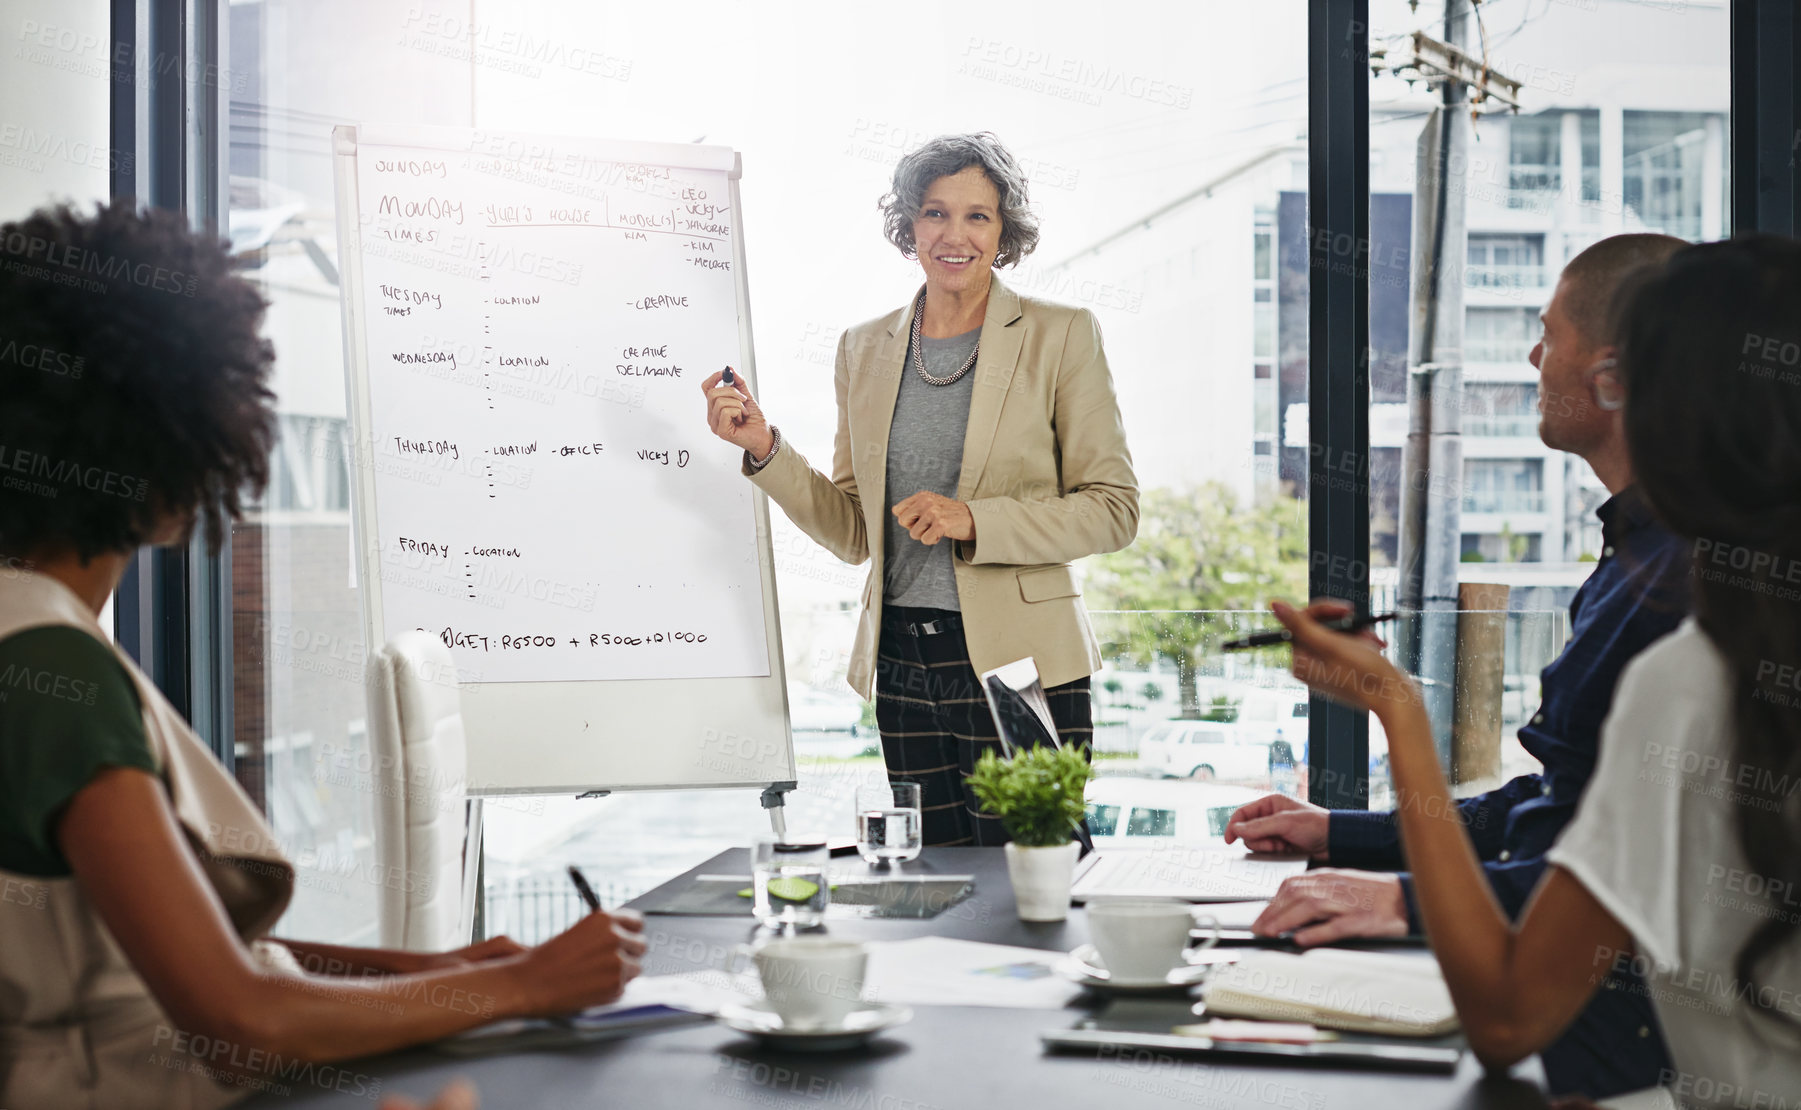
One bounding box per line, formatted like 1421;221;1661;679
965;744;1095;922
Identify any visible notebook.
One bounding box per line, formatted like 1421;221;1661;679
1070;847;1308;902
1041;997;1464;1073
435;976;723;1055
1198;949;1459;1036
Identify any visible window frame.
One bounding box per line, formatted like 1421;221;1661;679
109;0;235;767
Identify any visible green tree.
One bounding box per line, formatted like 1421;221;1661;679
1086;483;1307;716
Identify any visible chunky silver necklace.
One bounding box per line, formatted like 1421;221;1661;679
911;290;980;386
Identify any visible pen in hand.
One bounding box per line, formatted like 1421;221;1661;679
568;865;603;913
1221;611;1397;652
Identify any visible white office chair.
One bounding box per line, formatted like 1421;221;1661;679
365;630;480;952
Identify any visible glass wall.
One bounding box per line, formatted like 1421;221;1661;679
462;0;1314;938
0;2;110;218
1366;0;1728;806
222;0;1315;944
228;0;477;943
220;0;1315;942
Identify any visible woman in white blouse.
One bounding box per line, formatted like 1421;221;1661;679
1267;235;1801;1107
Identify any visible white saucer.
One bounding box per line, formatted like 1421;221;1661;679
1056;943;1223;993
716;1000;913;1051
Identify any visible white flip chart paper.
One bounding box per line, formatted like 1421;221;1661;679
348;133;770;684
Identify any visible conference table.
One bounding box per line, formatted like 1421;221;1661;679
250;847;1555;1109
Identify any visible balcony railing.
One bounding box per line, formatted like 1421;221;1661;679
1464;263;1548;291
1506;165;1561;213
1463;489;1547;514
1464;414;1539;437
483;871;648;943
1465;338;1537;364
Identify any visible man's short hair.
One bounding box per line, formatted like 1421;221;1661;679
1559;233;1689;345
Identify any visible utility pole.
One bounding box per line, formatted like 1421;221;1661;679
1378;1;1520;768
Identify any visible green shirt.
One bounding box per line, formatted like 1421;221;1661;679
0;626;157;876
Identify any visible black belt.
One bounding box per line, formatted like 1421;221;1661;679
884;612;963;636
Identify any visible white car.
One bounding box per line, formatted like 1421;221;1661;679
1233;687;1311;749
1137;719;1277;783
1083;776;1263;848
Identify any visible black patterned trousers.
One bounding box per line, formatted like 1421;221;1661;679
874;605;1094;847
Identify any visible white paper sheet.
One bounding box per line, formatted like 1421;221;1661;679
584;973;738;1016
350;137;769;683
1072;847;1308;902
861;937;1085;1010
1192;900;1271;931
667;937;1085;1011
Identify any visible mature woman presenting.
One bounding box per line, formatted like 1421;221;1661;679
701;133;1138;846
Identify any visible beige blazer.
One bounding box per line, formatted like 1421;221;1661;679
747;275;1138;698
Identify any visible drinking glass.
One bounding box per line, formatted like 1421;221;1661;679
856;781;922;864
751;833;830;929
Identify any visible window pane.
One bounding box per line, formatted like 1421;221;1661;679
1367;0;1727;814
1508;110;1562;204
228;1;477;944
1125;807;1177;837
1623;110;1724;241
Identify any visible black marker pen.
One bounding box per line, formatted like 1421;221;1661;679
568;865;603;913
721;366;734;385
1221;611;1397;651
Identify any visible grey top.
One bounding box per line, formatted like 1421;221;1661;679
883;326;979;609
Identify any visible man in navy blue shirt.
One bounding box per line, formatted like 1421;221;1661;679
1225;233;1692;1099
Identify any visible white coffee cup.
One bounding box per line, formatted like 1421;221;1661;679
1086;899;1220;981
746;937;868;1028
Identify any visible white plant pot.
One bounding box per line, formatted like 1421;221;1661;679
1004;840;1079;922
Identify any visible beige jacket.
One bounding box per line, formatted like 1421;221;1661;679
0;571;293;1109
749;276;1138;698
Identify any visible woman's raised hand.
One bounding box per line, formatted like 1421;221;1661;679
1270;598;1419;721
701;368;775;458
516;909;646;1015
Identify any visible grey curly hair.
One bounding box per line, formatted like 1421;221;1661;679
879;132;1040;269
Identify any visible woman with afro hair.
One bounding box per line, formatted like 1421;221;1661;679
0;201;643;1109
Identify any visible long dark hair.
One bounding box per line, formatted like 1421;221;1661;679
1618;233;1801;1036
